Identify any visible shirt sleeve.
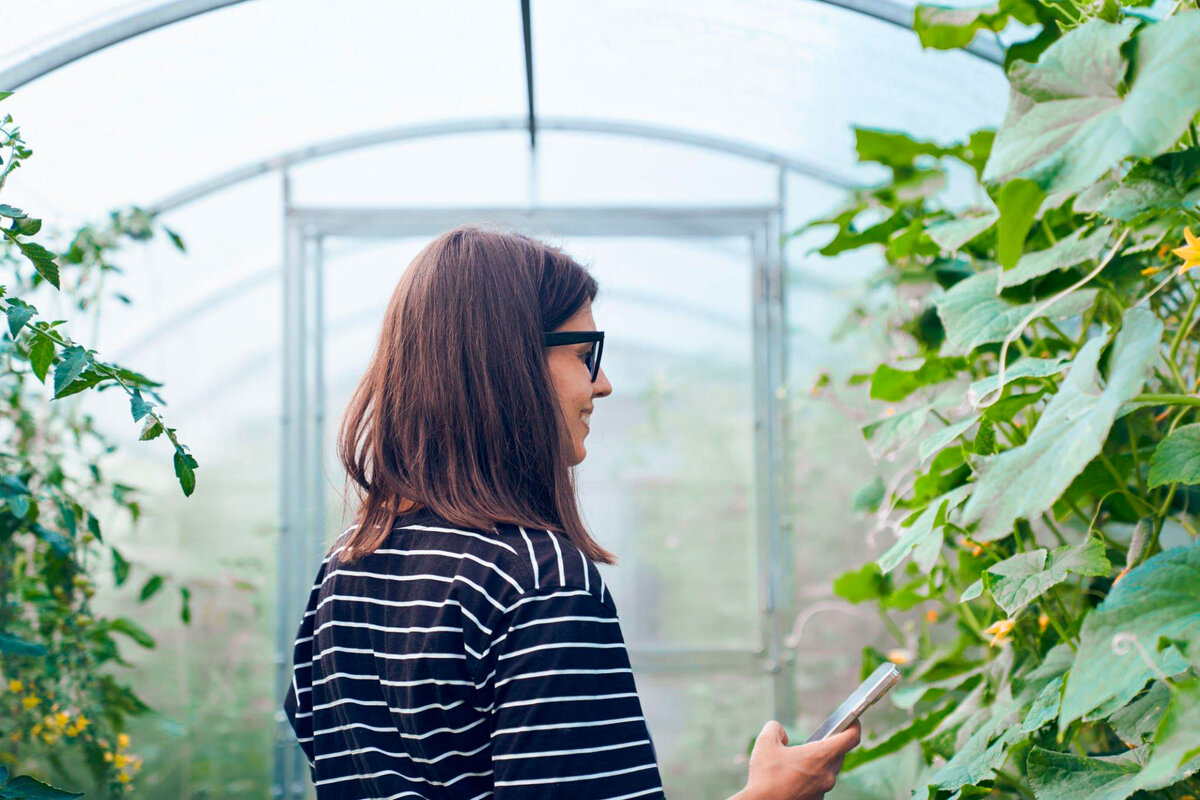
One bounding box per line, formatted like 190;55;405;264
483;586;666;800
283;559;327;777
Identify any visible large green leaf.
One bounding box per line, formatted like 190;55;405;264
877;485;972;573
983;13;1200;195
927;212;998;252
1109;681;1169;747
960;307;1162;541
52;346;88;398
999;226;1111;288
1060;540;1200;728
1148;423;1200;488
984;538;1110;616
1027;744;1200;800
933;269;1097;355
967;356;1069;402
912;0;1037;50
0;775;85;799
1098;149;1200;222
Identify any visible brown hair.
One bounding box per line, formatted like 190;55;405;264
335;225;616;565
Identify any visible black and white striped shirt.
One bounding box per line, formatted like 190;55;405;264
283;507;666;800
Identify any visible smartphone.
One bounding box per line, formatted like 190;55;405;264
803;663;901;744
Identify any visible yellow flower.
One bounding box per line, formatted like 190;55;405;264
1038;613;1049;633
55;711;70;727
117;732;130;749
117;773;131;784
1157;243;1171;259
885;407;896;417
7;679;22;693
113;754;129;769
1173;227;1200;273
104;752;114;763
925;609;939;623
983;618;1016;647
22;695;40;709
66;726;79;738
1141;266;1162;276
75;714;90;729
886;649;911;665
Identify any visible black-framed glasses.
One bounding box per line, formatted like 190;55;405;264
543;330;605;382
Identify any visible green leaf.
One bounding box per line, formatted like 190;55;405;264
174;450;198;496
869;357;965;402
28;336;53;383
984;538;1110;616
0;633;48;657
129;390;153;423
878;485;972;574
0;203;26;219
999;226;1111;288
111;546;130;587
983;14;1200;194
139;416;164;441
1109;681;1170;747
926;212;998;252
960;307;1162;541
919;415;978;464
163;226;186;252
913;0;1037;50
1026;745;1199;800
995;179;1045;269
852;476;885;512
834;562;890;603
52;346;88;398
16;241;60;289
933;269;1097;355
180;586;192;624
1060;540;1200;728
1098;149;1200;222
0;775;84;799
32;524;71;558
139;574;164;602
1147;678;1200;774
854;128;954;168
967;356;1069;401
1148;423;1200;489
5;298;35;337
108;617;156;649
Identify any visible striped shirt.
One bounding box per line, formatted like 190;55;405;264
283;507;666;800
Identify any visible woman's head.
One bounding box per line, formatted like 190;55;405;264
336;225;615;564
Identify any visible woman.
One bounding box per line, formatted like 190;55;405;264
283;226;859;799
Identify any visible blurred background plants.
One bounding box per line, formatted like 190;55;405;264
0;92;198;798
811;3;1200;799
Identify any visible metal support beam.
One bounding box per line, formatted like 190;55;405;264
520;0;537;150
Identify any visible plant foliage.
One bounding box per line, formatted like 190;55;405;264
0;95;197;795
811;5;1200;799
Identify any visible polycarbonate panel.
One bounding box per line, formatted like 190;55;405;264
4;0;527;221
534;0;1007;177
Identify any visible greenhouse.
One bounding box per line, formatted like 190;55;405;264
1;1;1199;799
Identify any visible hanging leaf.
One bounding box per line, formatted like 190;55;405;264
1027;744;1200;800
1148;424;1200;488
995;178;1045;269
108;617;156;649
129;390;152;423
0;774;84;798
29;335;53;383
0;633;48;658
139;574;164;602
960;307;1162;541
983;14;1200;195
16;240;60;289
111;546;130;587
878;485;972;573
174;450;198;496
180;586;192;624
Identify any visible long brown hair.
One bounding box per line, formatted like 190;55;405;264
335;225;616;565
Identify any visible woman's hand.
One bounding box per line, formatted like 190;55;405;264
734;718;861;800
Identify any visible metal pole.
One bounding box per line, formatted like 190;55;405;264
272;172;310;800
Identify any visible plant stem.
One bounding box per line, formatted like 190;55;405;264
1127;418;1146;497
1168;281;1200;366
1134;393;1200;407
